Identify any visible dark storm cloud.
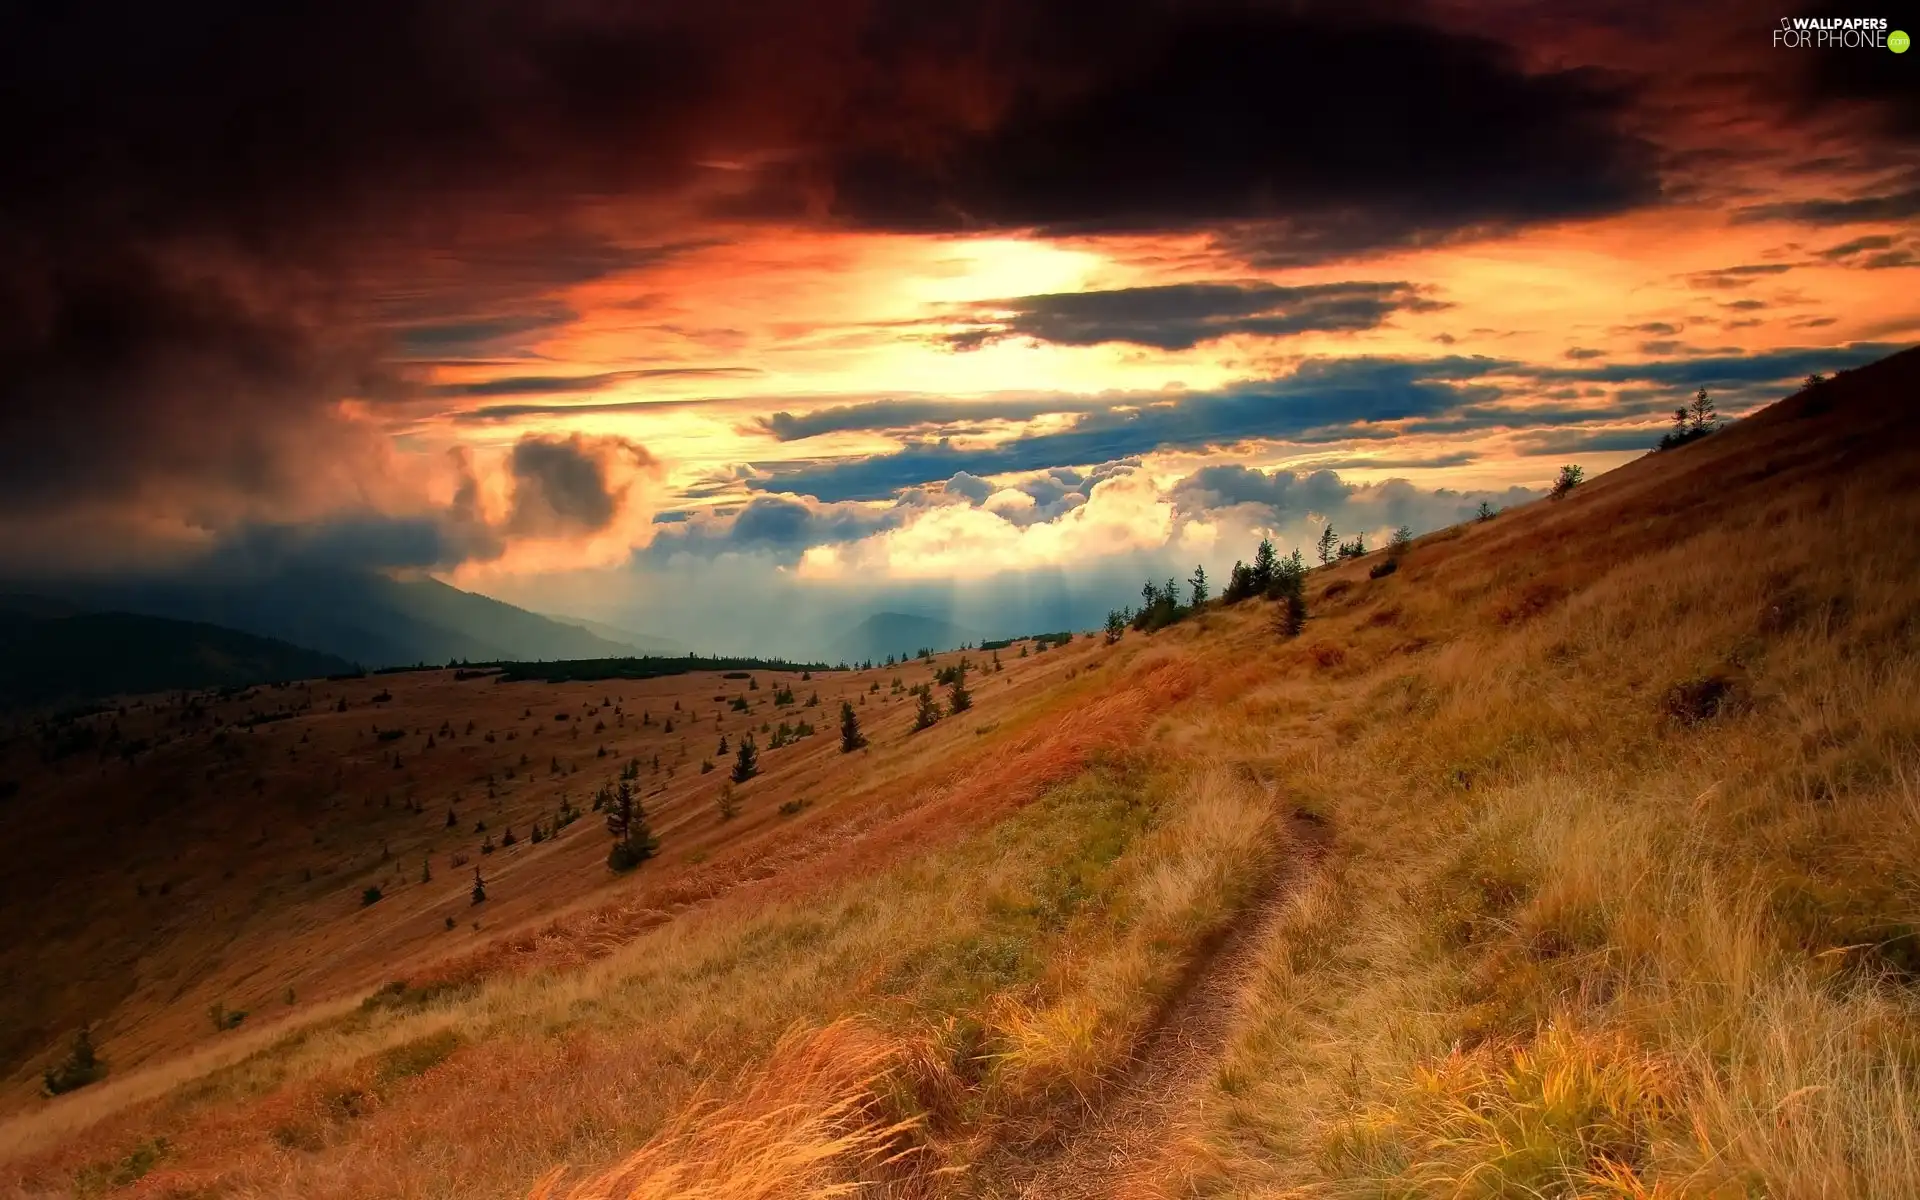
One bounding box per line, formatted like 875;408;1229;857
1286;452;1481;470
758;395;1114;442
0;246;405;518
804;8;1659;262
945;281;1441;351
0;1;732;556
203;513;502;574
0;5;719;250
646;495;906;563
1171;466;1352;516
433;367;760;399
1818;235;1894;260
1735;188;1920;225
1685;264;1796;289
507;434;654;537
0;0;1899;574
396;310;579;359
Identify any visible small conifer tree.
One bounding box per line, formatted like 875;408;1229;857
471;868;486;905
1225;560;1255;602
840;701;867;752
42;1027;106;1095
605;779;657;870
948;664;972;714
1279;590;1307;638
913;686;941;731
730;735;759;783
1251;537;1278;593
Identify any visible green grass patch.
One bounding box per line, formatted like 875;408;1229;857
74;1137;168;1194
374;1028;463;1085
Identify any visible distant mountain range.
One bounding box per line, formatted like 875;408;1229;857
0;572;992;707
0;600;355;708
826;612;981;664
540;612;684;657
30;569;682;668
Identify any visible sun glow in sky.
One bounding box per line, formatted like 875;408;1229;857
1;0;1915;645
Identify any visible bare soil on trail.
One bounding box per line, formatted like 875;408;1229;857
978;811;1330;1200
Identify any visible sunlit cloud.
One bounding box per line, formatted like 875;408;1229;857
3;0;1917;639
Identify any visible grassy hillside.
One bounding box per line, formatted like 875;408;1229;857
0;608;354;708
1;352;1917;1198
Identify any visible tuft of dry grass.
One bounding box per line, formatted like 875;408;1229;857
527;1020;944;1200
1325;1024;1675;1197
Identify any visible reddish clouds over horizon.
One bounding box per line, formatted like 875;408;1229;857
0;0;1913;628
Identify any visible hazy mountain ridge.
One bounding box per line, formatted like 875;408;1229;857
826;611;982;664
0;606;355;707
539;613;684;656
18;570;640;670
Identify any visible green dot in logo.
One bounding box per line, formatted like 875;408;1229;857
1892;29;1911;52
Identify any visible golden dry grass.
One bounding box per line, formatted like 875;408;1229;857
0;659;1285;1197
526;1020;940;1200
1178;353;1920;1198
4;351;1918;1199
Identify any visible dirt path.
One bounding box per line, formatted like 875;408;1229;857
977;811;1328;1200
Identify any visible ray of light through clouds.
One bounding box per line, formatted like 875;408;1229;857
1;0;1914;653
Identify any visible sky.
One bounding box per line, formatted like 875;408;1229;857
1;0;1915;650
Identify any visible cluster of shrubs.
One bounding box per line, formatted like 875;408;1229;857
43;1027;107;1095
1105;538;1310;642
1102;521;1446;644
1658;387;1720;452
910;676;965;730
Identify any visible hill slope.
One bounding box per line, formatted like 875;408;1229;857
0;606;354;708
2;349;1917;1200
